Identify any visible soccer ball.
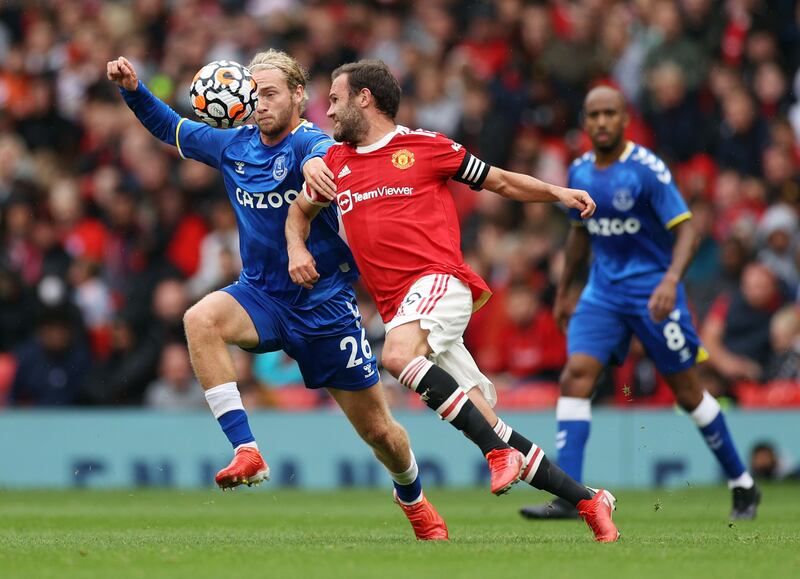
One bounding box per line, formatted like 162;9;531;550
190;60;257;128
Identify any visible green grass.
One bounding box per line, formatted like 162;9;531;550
1;485;798;579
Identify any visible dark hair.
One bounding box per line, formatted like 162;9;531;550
332;60;401;119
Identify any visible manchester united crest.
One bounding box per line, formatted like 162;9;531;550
391;149;415;170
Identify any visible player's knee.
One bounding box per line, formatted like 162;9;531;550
381;346;415;377
183;303;219;339
559;362;595;397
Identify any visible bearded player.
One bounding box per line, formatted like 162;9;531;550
107;52;449;540
286;60;619;542
519;86;759;521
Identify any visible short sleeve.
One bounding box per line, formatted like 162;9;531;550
643;161;691;230
175;119;239;169
430;133;490;190
291;122;335;169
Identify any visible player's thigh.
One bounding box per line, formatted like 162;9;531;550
564;301;629;395
629;302;704;376
567;301;631;366
184;289;260;349
383;274;473;368
215;284;283;352
289;320;380;392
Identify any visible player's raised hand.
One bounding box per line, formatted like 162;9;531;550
106;56;139;91
288;244;320;289
303;157;336;201
647;273;678;323
554;186;596;218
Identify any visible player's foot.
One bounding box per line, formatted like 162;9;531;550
577;489;620;542
519;497;580;520
486;448;524;496
730;484;761;520
394;491;449;541
215;447;270;489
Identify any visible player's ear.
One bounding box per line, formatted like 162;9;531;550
359;87;371;109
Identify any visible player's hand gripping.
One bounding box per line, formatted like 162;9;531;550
553;186;596;218
288;244;320;289
303;157;336;201
106;56;139;91
648;272;678;323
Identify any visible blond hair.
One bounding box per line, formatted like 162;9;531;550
248;49;309;113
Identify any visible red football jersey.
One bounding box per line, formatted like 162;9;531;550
310;126;492;322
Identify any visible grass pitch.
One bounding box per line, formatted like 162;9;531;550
1;485;797;579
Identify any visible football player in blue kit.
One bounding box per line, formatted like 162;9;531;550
107;51;448;539
520;86;760;521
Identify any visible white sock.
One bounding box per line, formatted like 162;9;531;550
689;391;720;428
390;451;423;505
728;471;755;490
204;382;244;419
556;397;592;421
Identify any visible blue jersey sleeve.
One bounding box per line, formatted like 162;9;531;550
642;161;691;230
120;81;236;169
290;122;335;169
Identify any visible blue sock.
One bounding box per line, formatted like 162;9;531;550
391;452;423;504
205;382;256;450
691;392;747;480
556;397;592;483
218;409;256;449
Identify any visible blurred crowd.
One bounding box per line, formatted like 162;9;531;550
1;0;799;409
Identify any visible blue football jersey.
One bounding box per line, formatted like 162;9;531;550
568;142;691;312
121;83;358;317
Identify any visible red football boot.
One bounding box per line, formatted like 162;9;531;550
394;492;449;540
215;447;270;489
486;448;524;496
577;489;620;542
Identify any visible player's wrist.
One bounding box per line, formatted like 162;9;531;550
663;271;680;285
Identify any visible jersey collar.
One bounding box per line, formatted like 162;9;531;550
356;125;407;154
619;141;635;162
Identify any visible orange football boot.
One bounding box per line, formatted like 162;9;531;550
577;489;620;542
215;447;270;489
394;492;449;540
486;448;524;496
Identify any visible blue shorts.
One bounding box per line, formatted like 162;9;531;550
567;297;705;375
221;282;379;391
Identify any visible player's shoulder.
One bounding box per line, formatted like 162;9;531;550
291;119;327;138
568;150;595;177
623;142;673;184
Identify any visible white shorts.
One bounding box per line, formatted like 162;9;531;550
384;274;497;407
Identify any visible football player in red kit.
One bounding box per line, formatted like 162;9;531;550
286;60;618;542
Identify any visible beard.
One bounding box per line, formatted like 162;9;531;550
333;103;369;144
593;132;623;153
258;104;293;139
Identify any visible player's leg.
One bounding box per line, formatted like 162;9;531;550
436;342;618;542
183;286;271;488
326;384;448;540
521;301;629;520
381;275;522;495
638;305;759;519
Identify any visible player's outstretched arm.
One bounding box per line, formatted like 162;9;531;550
286;194;323;289
482;167;596;218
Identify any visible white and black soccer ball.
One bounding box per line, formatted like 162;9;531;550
190;60;257;128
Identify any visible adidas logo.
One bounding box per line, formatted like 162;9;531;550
337;165;351;179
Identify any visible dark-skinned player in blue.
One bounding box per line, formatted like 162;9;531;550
521;86;760;521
